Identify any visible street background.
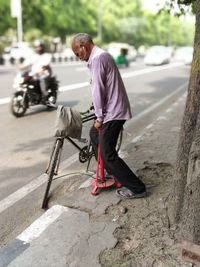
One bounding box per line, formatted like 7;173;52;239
0;0;196;266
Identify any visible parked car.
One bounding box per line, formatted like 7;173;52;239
3;42;36;64
60;47;78;62
107;42;137;63
174;46;193;65
144;45;172;66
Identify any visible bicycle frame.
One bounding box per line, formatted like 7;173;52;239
42;106;123;209
45;110;96;175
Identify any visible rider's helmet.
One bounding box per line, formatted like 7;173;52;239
34;39;45;55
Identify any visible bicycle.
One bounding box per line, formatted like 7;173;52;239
41;105;123;209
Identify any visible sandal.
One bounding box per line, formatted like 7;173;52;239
116;187;146;199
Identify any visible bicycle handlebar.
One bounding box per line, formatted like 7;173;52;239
80;104;94;116
81;113;96;123
80;104;96;123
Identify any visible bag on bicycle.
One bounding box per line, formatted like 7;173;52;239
54;105;82;139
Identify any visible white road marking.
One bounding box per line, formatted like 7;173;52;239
17;205;68;243
59;152;79;171
125;82;187;127
0;97;10;105
166;108;173;113
156;116;168;121
172;102;178;106
131;135;143;143
131;88;186;143
75;67;88;71
121;63;183;79
0;174;47;214
0;63;184;105
59;81;89;92
146;123;154;129
0;153;79;214
53;61;82;67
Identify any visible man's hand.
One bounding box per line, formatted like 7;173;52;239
37;68;50;77
94;119;102;129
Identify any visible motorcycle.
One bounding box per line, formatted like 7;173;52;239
10;71;59;117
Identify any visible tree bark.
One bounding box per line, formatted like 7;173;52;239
168;0;200;242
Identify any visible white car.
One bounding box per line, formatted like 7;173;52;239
174;46;193;65
60;47;78;61
3;42;36;64
144;45;171;66
107;42;137;62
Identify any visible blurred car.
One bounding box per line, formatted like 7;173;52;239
60;47;78;61
174;46;193;65
3;42;36;64
144;45;172;66
137;45;147;57
107;42;137;63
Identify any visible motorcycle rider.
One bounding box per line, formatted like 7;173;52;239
19;39;52;102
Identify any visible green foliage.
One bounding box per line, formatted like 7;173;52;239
0;0;16;34
164;0;196;15
178;0;196;5
0;0;195;49
99;0;143;43
24;29;43;43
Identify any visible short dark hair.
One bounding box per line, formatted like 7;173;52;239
73;33;93;47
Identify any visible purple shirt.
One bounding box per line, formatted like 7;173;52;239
87;46;132;124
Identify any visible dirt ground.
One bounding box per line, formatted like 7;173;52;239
99;162;185;267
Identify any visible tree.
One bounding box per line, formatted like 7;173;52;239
94;0;143;43
0;0;195;49
167;0;200;242
22;0;97;41
0;0;15;35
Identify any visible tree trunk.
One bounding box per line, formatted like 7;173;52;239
168;0;200;242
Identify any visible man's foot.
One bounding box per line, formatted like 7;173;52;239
116;187;146;199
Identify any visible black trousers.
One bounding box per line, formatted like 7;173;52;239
89;120;146;193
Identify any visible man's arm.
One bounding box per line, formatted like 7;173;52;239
91;56;106;127
19;58;32;72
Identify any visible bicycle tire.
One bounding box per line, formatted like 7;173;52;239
41;138;63;209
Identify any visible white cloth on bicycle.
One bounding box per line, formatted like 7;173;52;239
54;105;82;139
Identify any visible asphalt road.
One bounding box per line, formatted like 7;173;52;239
0;60;190;247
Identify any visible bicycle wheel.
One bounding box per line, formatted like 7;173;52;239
41;138;64;209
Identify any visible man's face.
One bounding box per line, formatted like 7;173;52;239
35;45;44;55
72;42;89;61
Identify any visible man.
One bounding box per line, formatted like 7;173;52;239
20;39;52;101
115;48;129;67
71;33;146;199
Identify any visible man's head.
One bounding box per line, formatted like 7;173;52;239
34;39;45;55
71;33;94;61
